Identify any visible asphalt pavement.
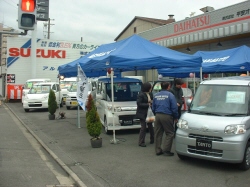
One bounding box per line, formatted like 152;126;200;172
0;101;75;187
1;101;250;187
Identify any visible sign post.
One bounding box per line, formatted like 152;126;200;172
36;0;49;21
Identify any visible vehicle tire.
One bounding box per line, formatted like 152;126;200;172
104;117;112;135
177;153;188;160
60;99;63;107
24;109;29;112
238;142;250;171
66;106;70;110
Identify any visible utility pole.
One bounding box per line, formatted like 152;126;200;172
43;18;54;39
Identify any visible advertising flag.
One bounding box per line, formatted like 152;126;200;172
77;65;89;110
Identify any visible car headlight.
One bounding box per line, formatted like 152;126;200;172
224;125;246;134
177;119;188;129
107;105;121;112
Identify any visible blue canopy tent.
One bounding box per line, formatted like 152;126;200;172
58;57;109;77
158;45;250;78
58;34;202;77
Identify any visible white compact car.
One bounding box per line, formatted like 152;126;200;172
22;78;51;103
23;82;63;112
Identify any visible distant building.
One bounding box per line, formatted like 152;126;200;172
115;15;175;41
0;23;18;68
0;23;19;96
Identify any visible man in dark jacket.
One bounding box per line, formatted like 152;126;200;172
170;78;184;119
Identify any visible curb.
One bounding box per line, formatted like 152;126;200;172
5;103;87;187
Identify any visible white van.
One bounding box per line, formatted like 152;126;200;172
95;77;142;134
60;77;77;104
22;78;51;103
175;76;250;170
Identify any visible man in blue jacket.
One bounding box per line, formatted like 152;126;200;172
152;82;178;156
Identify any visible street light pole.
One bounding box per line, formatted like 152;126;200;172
58;74;64;118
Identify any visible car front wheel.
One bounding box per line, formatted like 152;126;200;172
239;142;250;171
104;117;112;135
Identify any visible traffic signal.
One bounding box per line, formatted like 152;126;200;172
18;0;36;30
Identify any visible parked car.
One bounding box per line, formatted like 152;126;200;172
95;77;142;134
175;76;250;170
60;77;77;104
23;82;63;112
65;78;97;110
22;78;51;103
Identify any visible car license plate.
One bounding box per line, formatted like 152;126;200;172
71;101;78;106
63;98;66;101
123;119;133;125
196;139;212;150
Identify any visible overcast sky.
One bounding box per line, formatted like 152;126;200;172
0;0;247;44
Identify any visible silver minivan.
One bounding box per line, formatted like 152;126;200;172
175;76;250;170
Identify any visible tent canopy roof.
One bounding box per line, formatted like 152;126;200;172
58;34;202;77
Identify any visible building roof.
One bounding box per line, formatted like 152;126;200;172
114;16;175;41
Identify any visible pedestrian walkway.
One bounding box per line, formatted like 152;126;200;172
0;103;75;187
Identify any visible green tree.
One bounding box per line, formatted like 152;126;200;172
86;94;102;139
48;89;57;115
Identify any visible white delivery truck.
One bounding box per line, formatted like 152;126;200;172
60;77;77;104
65;78;97;109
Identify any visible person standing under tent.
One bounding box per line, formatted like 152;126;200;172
169;78;184;133
135;82;154;147
152;82;178;156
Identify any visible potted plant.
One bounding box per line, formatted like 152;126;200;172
86;94;102;148
48;89;57;120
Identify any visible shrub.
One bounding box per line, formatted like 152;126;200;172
48;89;57;115
86;94;102;139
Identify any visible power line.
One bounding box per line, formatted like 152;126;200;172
2;0;17;9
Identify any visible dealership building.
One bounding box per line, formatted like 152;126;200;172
116;0;250;83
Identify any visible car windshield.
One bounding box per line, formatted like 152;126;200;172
68;83;77;92
68;82;91;92
24;81;43;89
60;81;76;89
29;85;51;94
106;82;141;101
190;84;249;116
